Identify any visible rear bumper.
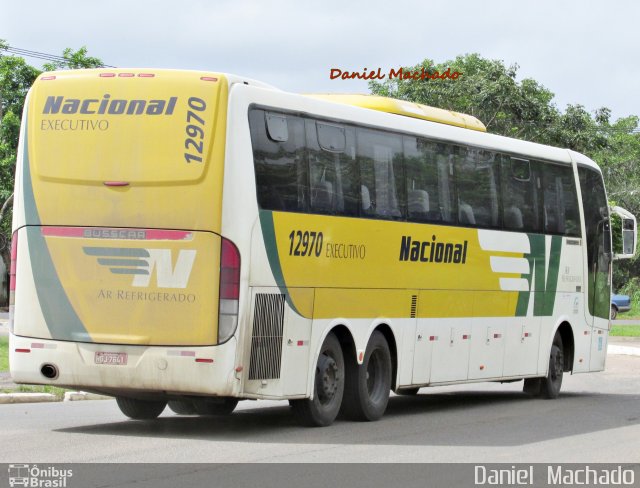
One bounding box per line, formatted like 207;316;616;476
9;333;240;397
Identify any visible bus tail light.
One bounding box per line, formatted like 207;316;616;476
218;238;240;343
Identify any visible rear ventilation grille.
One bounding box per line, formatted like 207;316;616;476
248;293;286;380
410;295;418;318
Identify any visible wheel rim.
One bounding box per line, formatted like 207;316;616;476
316;353;339;405
366;349;385;401
550;346;564;384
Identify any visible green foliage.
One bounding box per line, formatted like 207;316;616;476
610;325;640;337
370;53;640;291
619;277;640;308
42;46;105;71
610;210;624;256
0;336;8;371
0;41;105;258
369;54;610;154
0;54;40;118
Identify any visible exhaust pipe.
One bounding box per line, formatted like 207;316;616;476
41;364;59;380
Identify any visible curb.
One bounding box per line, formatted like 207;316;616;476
608;345;640;357
63;391;111;401
0;392;57;404
0;391;111;404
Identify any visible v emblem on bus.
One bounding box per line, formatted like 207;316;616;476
83;247;197;289
479;231;563;317
515;234;563;317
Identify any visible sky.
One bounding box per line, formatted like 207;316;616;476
1;0;639;122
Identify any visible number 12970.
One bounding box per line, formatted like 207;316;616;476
184;97;207;163
288;230;323;257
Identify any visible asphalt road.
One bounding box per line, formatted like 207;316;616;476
1;354;638;464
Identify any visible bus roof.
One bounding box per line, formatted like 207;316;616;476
303;94;487;132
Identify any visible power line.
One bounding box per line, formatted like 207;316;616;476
1;45;115;68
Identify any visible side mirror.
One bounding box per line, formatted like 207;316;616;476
610;206;637;260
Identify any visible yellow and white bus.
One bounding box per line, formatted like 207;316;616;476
10;69;637;426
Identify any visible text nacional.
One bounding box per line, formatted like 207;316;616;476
399;235;468;264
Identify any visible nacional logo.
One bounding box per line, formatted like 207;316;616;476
42;94;178;116
83;247;196;289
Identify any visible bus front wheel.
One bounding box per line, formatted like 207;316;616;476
291;333;345;427
540;333;564;399
342;331;392;421
116;396;167;420
523;332;564;399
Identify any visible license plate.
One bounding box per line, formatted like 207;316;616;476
95;352;128;365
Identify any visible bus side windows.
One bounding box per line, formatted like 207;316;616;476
357;129;404;220
404;137;448;223
454;147;501;229
249;109;308;213
308;122;358;217
250;107;582;238
501;157;541;233
542;164;581;237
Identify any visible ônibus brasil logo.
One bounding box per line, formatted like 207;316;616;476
83;247;196;289
8;464;73;488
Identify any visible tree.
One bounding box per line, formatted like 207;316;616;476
42;46;105;71
370;54;558;144
370;53;640;291
0;42;105;284
369;53;611;154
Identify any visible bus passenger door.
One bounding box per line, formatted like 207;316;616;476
589;223;612;371
578;167;612;372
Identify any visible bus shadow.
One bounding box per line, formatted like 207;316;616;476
57;390;640;447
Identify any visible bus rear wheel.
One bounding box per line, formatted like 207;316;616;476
193;397;238;416
291;333;344;427
168;399;196;415
342;331;392;421
116;396;167;420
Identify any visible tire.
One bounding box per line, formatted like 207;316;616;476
611;305;618;320
168;399;196;415
116;396;167;420
291;333;345;427
193;397;238;416
342;331;392;421
540;333;564;399
522;378;541;396
395;387;420;396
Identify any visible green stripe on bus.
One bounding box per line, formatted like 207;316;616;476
22;125;89;340
258;210;300;315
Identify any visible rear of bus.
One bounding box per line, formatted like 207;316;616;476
10;69;242;403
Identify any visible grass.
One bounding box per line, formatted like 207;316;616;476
610;325;640;337
0;384;68;399
0;336;68;399
0;336;8;371
615;297;640;320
